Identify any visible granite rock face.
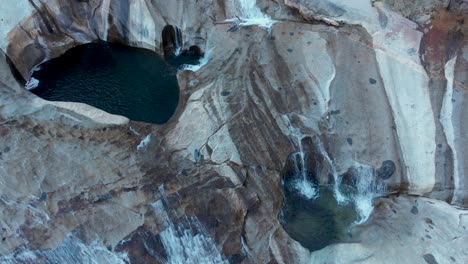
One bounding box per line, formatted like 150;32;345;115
0;0;467;263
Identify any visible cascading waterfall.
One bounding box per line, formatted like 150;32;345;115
314;138;347;204
282;116;385;225
0;235;129;264
231;0;276;29
100;0;111;41
350;163;386;224
290;151;318;200
172;26;182;56
152;187;227;264
284;118;318;200
181;48;213;72
25;77;39;89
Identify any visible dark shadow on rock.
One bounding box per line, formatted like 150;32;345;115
377;160;396;180
162;25;182;58
161;25;203;67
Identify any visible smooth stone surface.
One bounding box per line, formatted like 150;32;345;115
309;196;468;264
0;0;467;263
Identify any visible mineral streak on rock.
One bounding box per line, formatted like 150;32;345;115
0;0;467;263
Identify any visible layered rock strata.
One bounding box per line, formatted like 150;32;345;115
0;0;467;263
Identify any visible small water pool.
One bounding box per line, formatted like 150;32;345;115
31;42;197;124
281;185;358;252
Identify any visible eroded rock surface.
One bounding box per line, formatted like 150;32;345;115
0;0;467;263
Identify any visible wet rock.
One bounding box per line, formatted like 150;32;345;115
162;25;182;58
0;0;467;262
181;45;203;58
377;160;396;180
411;205;419;214
423;253;439;264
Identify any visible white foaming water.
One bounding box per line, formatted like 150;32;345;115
281;116;383;224
100;0;111;40
351;163;385;224
291;152;318;200
137;134;151;150
0;235;129;264
284;117;319;200
292;178;318;200
25;77;39;90
152;187;227;264
172;26;182;56
181;48;214;72
315;138;347;204
234;0;276;29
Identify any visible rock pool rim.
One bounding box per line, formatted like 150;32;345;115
28;41;200;125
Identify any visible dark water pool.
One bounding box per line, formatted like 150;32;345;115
281;185;358;252
31;42;196;124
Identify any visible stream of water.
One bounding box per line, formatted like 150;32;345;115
281;115;386;251
152;186;227;264
232;0;276;29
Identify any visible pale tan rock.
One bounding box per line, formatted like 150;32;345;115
0;0;466;263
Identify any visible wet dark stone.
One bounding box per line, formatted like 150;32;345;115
377;9;388;28
168;45;203;66
228;254;245;264
424;217;434;225
162;25;182;58
289;32;294;36
369;78;377;84
221;91;231;96
330;110;341;115
377;160;396;180
423;254;439;264
115;229;167;263
346;138;353;145
182;45;203;57
282;137;324;185
411;205;419;215
340;167;357;187
38;192;47;202
287;49;293;52
3;146;10;153
450;256;456;262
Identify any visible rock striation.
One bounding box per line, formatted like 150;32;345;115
0;0;467;263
